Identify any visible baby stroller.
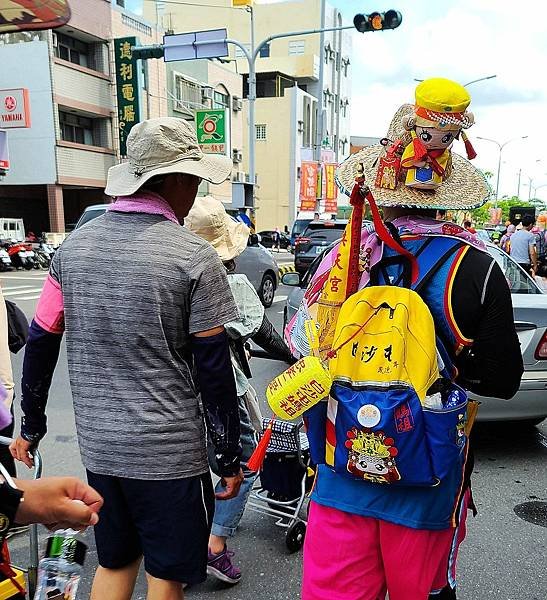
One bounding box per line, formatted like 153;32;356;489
247;419;313;552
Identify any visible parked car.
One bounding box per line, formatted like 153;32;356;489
74;205;279;308
282;241;547;425
257;230;291;250
236;234;279;307
289;218;313;252
294;219;348;275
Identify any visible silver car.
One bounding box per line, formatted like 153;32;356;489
74;205;279;308
282;242;547;425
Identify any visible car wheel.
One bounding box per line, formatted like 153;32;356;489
259;273;276;308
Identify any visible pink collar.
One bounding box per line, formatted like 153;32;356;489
108;191;179;224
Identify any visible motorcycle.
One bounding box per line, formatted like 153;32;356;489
0;248;12;271
34;239;55;269
6;241;36;270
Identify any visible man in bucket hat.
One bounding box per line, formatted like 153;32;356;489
291;79;523;600
10;117;244;600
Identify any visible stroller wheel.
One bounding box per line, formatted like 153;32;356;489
285;520;306;553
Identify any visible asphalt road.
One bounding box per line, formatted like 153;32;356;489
1;266;547;600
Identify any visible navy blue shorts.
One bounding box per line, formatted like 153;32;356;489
87;470;214;584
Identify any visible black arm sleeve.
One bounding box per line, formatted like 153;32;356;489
0;483;23;538
456;261;523;399
21;320;63;441
252;314;297;364
191;330;242;477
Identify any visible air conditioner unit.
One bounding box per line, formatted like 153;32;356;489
232;149;243;163
233;171;246;183
232;97;243;111
202;87;213;101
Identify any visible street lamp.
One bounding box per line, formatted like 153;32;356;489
475;136;528;202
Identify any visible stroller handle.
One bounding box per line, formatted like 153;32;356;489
0;435;43;598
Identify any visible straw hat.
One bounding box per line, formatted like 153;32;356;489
105;117;232;197
185;196;249;261
336;104;491;210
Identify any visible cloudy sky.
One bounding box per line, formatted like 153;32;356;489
257;0;547;201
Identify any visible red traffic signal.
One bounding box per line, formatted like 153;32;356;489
353;10;402;33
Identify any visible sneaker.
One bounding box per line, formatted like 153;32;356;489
207;547;241;584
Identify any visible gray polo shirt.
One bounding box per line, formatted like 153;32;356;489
51;211;238;480
509;229;535;265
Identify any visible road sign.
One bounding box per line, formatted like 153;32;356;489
114;37;141;156
195;109;226;154
164;29;228;62
0;130;9;172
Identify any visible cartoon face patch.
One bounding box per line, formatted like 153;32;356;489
344;427;401;484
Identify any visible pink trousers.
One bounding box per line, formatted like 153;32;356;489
302;498;468;600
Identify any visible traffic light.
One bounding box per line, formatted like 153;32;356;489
131;45;165;60
353;10;402;33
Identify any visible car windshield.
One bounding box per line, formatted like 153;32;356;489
291;220;311;237
486;245;542;294
307;229;345;244
75;208;106;229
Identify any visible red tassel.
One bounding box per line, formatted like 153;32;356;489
462;133;477;160
347;180;365;297
247;419;273;472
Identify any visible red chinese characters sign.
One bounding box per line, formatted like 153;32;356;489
300;161;319;211
324;163;337;213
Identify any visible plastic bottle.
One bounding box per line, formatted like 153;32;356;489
33;529;87;600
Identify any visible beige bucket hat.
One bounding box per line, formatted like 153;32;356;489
335;104;491;210
185;195;249;261
105;117;233;197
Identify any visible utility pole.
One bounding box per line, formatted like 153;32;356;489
313;0;326;215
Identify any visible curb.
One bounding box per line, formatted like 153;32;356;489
278;264;296;278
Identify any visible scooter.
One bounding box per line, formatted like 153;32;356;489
0;247;12;271
6;241;35;270
34;239;55;269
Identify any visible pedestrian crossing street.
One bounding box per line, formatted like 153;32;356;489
0;272;47;302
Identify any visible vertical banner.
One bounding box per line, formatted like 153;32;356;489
114;37;141;156
324;163;337;213
300;161;319;211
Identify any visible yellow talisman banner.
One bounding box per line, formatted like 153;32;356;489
266;356;331;420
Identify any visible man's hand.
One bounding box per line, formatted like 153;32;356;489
215;469;244;500
14;477;103;530
9;436;34;469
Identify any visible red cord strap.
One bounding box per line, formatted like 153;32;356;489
350;180;419;285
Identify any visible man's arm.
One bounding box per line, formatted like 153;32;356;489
192;327;243;500
188;245;243;500
10;269;64;468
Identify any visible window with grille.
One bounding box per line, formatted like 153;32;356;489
59;111;95;145
288;40;305;55
213;90;229;110
255;124;267;140
174;74;202;111
56;33;91;68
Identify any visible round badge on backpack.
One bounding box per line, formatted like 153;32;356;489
357;404;381;428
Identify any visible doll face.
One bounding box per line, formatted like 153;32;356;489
416;126;458;150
